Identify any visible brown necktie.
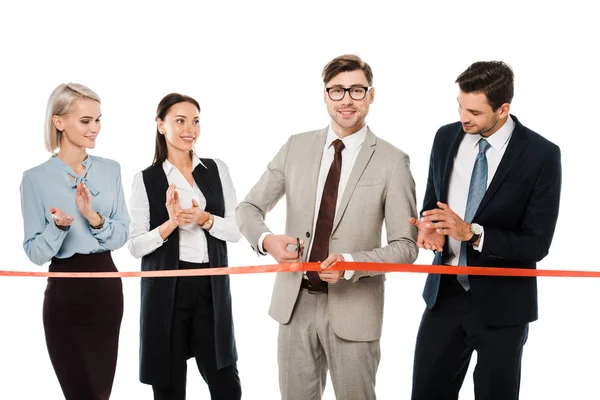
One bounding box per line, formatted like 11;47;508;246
308;139;345;291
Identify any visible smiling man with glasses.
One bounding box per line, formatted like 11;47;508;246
237;54;418;399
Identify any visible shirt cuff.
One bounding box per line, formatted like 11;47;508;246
473;227;484;252
150;226;165;246
208;214;222;235
342;253;355;279
45;221;69;241
258;231;271;255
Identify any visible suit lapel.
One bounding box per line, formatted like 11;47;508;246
440;127;465;203
304;128;328;230
331;128;376;233
474;117;528;219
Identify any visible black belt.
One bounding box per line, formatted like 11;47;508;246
179;261;210;270
300;278;328;294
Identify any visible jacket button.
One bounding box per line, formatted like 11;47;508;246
306;232;310;238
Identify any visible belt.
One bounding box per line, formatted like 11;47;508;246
179;261;210;270
300;277;328;294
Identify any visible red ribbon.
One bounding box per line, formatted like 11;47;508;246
0;262;597;278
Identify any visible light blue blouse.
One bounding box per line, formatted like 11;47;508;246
20;155;130;266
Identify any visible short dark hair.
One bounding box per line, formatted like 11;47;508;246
322;54;373;86
456;61;514;111
153;93;200;165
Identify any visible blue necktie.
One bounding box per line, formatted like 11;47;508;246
457;139;490;290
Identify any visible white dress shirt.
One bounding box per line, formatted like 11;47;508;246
444;116;515;266
259;124;369;279
128;155;242;263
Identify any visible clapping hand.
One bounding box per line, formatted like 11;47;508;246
408;215;445;252
50;207;73;229
420;202;472;242
165;184;182;227
179;199;210;226
75;182;102;226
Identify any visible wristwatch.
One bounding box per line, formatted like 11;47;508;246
201;213;213;230
466;223;482;244
89;212;105;230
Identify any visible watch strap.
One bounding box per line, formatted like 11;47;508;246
466;233;480;244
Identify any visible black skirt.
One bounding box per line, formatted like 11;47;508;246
43;252;124;400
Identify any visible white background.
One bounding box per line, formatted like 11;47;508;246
1;1;598;399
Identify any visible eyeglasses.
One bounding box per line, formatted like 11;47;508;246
325;86;372;101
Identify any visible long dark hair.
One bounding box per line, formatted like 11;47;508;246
153;93;201;165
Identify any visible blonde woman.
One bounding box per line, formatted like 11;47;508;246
20;83;130;400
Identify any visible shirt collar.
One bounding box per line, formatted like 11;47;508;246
51;153;92;171
325;124;368;154
162;153;206;176
470;115;515;150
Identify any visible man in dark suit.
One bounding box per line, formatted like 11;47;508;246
409;61;562;400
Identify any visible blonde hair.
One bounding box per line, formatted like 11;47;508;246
44;83;101;152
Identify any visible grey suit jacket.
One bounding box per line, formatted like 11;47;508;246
236;127;418;341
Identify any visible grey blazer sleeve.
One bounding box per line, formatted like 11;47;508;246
350;153;418;280
235;137;291;254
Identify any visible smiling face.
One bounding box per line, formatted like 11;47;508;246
457;90;510;137
157;101;200;154
324;69;374;138
53;98;101;149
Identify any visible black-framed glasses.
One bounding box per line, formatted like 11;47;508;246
326;86;372;101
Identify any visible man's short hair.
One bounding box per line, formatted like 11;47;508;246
322;54;373;86
456;61;514;111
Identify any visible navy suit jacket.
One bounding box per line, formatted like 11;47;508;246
422;115;562;326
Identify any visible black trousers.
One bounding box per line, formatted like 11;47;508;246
411;274;529;400
153;261;241;400
43;252;123;400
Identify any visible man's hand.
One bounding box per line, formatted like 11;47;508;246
420;201;472;242
318;253;345;284
263;234;304;263
408;217;445;252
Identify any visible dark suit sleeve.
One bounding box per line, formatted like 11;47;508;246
421;133;440;216
480;145;562;264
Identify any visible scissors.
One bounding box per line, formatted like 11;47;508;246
296;237;302;260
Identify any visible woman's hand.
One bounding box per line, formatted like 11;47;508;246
50;207;74;230
75;182;102;226
165;184;182;228
75;182;93;218
179;199;210;226
159;184;182;240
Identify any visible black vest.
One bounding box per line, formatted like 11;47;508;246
138;159;237;387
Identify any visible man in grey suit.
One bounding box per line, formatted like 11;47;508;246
236;54;418;400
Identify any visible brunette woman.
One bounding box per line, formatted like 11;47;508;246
128;93;242;399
